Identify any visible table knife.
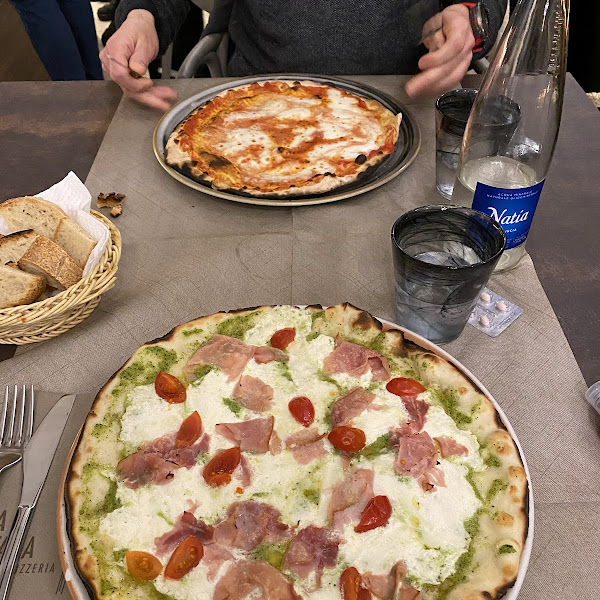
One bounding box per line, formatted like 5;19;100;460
0;394;75;600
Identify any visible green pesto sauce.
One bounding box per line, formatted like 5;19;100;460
317;370;344;392
303;488;321;505
113;549;127;562
498;544;517;554
306;331;319;341
356;434;391;460
112;347;178;398
485;454;502;468
365;332;386;355
91;411;121;441
223;397;243;417
276;361;293;382
464;468;483;502
429;510;482;599
252;491;268;498
252;541;291;570
193;364;215;382
430;388;472;428
310;310;325;324
93;540;176;600
103;479;122;514
182;327;204;337
486;478;508;502
216;312;260;339
158;511;174;526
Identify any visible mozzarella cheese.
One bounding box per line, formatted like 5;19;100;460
100;306;483;600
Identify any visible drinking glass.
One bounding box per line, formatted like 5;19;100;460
391;205;506;344
435;89;477;200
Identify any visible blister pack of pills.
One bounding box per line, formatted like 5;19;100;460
468;287;523;337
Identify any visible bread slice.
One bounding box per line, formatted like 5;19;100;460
0;264;46;309
0;196;68;238
18;236;83;290
0;229;38;265
53;217;97;268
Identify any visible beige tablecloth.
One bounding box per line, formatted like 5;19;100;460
0;76;598;599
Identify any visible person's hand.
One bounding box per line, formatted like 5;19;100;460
100;9;178;111
405;4;475;98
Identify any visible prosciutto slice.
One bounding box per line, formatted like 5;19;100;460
117;432;210;489
236;454;252;488
282;526;340;589
216;416;274;453
183;334;255;382
328;468;374;529
214;501;291;551
285;428;327;465
323;337;391;382
203;544;234;581
400;396;430;433
330;387;375;428
154;511;214;556
434;436;469;458
362;562;421;600
392;430;446;492
253;346;288;364
233;375;274;411
214;560;300;600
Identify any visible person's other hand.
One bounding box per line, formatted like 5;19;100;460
100;9;177;111
405;4;475;98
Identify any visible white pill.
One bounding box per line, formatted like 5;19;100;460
495;301;507;312
480;291;491;303
479;315;490;328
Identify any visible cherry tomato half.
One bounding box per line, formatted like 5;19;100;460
175;411;202;448
328;426;366;453
155;371;186;404
164;536;204;580
125;550;162;581
385;377;426;398
288;396;315;427
355;495;392;533
203;447;241;487
340;567;372;600
270;328;296;350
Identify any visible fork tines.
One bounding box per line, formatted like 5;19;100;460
1;385;34;448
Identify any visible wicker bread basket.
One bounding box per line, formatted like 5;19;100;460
0;210;121;345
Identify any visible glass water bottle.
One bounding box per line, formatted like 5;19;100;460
452;0;570;271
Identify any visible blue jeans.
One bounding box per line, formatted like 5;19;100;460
9;0;103;80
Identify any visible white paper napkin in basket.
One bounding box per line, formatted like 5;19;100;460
0;172;109;277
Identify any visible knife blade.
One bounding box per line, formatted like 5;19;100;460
20;393;75;506
0;394;75;600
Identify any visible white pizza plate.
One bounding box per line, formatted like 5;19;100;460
57;317;533;600
153;74;421;207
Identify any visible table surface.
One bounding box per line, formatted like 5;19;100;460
0;75;598;385
0;75;599;600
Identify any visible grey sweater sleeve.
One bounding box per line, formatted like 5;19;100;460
115;0;190;54
443;0;508;58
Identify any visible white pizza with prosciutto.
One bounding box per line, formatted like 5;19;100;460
67;304;528;600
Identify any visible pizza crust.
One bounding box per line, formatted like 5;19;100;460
67;304;528;600
164;80;401;198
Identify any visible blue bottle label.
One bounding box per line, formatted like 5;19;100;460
472;180;545;249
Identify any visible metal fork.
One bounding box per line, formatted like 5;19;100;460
0;386;34;477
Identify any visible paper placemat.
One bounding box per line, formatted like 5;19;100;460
0;77;598;599
0;392;95;599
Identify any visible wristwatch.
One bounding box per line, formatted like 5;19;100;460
459;1;488;53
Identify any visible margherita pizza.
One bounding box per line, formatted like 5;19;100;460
164;80;400;197
67;304;528;600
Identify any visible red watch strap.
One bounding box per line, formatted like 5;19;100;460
459;2;484;53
